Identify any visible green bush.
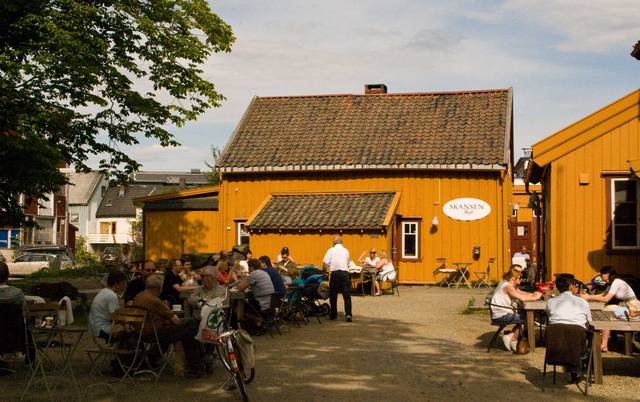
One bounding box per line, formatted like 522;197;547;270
74;236;99;265
29;260;110;280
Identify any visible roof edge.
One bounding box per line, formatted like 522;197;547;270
253;88;510;100
133;185;219;205
219;164;506;173
218;96;258;170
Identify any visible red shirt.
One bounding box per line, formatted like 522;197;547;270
217;270;229;285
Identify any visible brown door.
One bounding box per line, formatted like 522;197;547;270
510;220;533;257
391;215;402;267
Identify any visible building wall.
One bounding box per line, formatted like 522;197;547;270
218;170;512;284
248;231;391;268
545;116;640;282
144;210;221;261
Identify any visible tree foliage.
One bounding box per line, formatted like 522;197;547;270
205;145;221;185
0;0;234;227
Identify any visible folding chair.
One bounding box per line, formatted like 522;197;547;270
474;258;495;288
261;294;284;337
23;302;65;366
543;323;592;395
143;320;178;380
486;303;521;352
350;270;372;296
380;270;400;296
86;307;148;383
434;258;457;287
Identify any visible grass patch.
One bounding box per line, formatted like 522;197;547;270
461;296;488;315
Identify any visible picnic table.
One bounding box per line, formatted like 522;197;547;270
589;310;640;384
521;299;604;353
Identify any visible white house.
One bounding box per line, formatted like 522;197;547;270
68;171;106;252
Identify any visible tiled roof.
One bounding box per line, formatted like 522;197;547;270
96;185;159;218
144;196;218;211
68;171;103;205
247;192;397;230
218;89;511;172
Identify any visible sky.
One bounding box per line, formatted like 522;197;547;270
107;0;640;172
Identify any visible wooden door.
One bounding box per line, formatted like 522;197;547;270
391;215;402;267
510;220;533;257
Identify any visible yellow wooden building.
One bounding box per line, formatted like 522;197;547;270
211;85;516;284
529;89;640;282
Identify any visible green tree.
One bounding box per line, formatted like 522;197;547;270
0;0;234;227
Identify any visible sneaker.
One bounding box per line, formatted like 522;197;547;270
346;315;352;322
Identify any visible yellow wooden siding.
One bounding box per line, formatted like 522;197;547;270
145;210;221;260
547;116;640;282
248;232;391;269
218;170;511;284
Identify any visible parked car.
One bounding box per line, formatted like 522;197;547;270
19;245;75;263
102;247;122;265
7;253;74;276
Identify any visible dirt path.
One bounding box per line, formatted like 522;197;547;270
7;287;640;401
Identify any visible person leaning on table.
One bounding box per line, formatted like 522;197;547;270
580;266;639;352
188;266;226;320
323;235;353;322
490;270;542;351
89;270;127;340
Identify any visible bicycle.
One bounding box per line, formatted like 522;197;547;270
199;297;255;402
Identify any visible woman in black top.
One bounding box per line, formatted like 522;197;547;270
160;259;197;305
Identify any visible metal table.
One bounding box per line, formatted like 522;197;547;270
589;310;640;384
21;326;86;402
451;262;473;288
521;300;604;353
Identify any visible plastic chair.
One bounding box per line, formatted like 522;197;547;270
474;258;495;288
434;258;457;287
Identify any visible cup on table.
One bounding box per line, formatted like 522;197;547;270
57;310;67;327
44;316;54;328
172;304;183;312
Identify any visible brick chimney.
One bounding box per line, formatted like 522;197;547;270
364;84;387;95
178;177;186;190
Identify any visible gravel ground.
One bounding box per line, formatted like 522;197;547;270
6;286;640;401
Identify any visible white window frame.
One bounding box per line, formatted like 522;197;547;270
236;221;249;246
611;178;640;249
401;220;419;259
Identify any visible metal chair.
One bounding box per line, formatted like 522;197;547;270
434;258;457;287
350;270;372;296
543;323;592;395
487;303;521;352
474;258;495;288
380;270;400;296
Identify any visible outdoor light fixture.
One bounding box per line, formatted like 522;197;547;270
431;216;439;226
473;245;481;260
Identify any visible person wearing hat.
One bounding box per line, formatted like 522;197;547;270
188;266;227;320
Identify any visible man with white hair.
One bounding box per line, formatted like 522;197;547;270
188;266;226;320
323;235;353;322
133;274;205;378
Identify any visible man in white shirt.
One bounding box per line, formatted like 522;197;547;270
323;236;352;322
547;275;592;328
89;270;127;339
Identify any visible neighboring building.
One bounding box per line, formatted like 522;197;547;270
93;170;208;252
141;85;516;284
136;186;220;260
68;171;106;252
529;88;640;282
511;149;541;264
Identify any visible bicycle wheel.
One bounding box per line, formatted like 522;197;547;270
234;371;249;402
231;336;255;384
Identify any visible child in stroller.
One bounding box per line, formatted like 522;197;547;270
286;266;330;318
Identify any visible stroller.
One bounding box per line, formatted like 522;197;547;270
287;266;330;318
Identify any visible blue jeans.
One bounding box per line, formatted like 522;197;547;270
493;312;523;325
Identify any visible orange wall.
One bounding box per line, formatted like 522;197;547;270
145;210;221;260
543;116;640;282
217;170;512;284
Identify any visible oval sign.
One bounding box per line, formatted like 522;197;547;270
443;198;491;221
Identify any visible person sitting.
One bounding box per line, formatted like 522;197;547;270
490;271;541;351
0;261;25;305
258;256;286;298
160;259;197;306
274;246;295;265
581;266;639;352
124;260;156;303
275;247;297;277
179;257;199;285
358;248;380;268
188;266;226;320
373;251;396;296
547;275;591;382
237;259;275;329
133;274;204;378
89;270;127;340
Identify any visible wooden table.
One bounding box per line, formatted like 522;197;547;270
522;299;604;353
451;262;472;288
589;310;640;384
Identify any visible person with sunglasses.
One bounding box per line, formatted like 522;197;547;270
124;260;156;303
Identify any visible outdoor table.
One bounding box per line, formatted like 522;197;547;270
451;262;472;288
589;310;640;384
522;300;604;353
22;325;86;402
362;266;378;296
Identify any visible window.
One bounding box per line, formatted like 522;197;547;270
236;221;249;246
70;213;79;223
611;178;640;249
401;220;420;259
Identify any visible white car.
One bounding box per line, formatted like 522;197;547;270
7;253;74;276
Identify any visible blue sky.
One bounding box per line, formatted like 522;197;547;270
111;0;640;171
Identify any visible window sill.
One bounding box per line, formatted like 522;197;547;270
400;257;422;263
607;248;640;255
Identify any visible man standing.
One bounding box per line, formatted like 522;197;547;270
323;236;352;322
